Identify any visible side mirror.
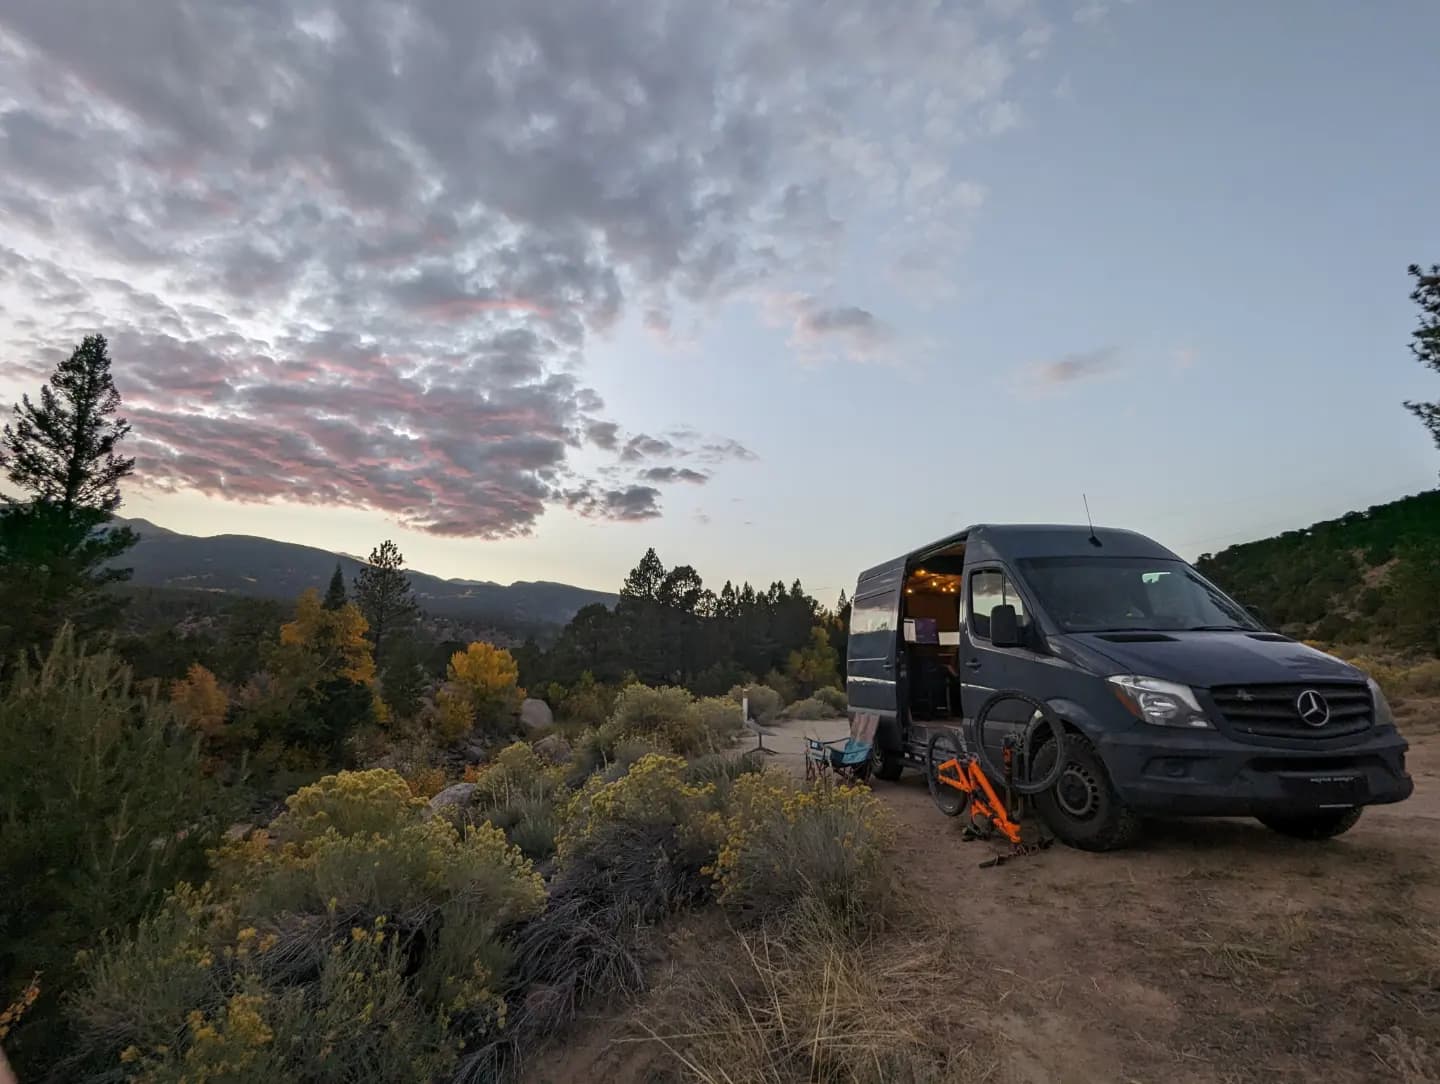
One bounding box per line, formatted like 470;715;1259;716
990;604;1021;648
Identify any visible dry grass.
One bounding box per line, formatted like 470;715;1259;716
1372;1028;1440;1084
633;901;998;1084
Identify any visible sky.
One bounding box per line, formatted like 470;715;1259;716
1;0;1437;602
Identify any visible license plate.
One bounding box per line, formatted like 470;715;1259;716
1282;773;1363;806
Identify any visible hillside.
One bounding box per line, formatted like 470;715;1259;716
114;517;616;629
1195;489;1440;651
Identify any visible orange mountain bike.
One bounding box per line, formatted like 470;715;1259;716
926;690;1068;866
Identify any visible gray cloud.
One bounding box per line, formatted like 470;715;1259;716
0;0;1055;533
638;466;710;484
620;435;678;463
560;484;663;522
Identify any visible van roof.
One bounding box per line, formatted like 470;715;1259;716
857;524;1180;583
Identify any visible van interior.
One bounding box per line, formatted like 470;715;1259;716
901;545;965;721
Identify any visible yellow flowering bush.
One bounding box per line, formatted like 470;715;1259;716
557;754;721;859
71;769;545;1080
710;771;895;926
272;768;422;841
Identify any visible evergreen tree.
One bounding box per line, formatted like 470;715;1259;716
0;335;137;666
353;540;419;667
322;563;348;610
1404;262;1440;454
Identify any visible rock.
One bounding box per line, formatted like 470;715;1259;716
427;782;476;816
519;697;554;732
534;733;573;765
464;741;489;764
223;822;255;842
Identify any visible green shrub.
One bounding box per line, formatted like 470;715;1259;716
763;668;799;706
782;696;831;720
728;683;782;723
69;769;546;1081
607;683;704;753
0;631;225;1072
712;771;895;931
814;686;848;714
694;695;745;747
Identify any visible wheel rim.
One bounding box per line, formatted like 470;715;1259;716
1056;762;1102;819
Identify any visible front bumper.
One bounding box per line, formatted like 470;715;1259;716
1097;724;1414;817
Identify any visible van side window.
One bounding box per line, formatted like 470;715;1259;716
851;591;897;635
969;569;1026;640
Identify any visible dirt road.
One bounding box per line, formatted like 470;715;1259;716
770;710;1440;1083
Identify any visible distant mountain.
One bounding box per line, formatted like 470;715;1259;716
1195;489;1440;649
114;517;616;628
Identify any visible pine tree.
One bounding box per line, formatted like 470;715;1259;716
1404;263;1440;454
0;335;137;666
2;334;135;512
353;540;418;666
322;563;348;610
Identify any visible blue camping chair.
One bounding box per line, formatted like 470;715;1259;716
804;713;879;784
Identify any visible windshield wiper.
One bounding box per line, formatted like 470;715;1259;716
1186;624;1248;631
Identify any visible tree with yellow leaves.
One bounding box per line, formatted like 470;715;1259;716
434;642;523;741
237;589;379;765
278;589;375;687
170;663;229;738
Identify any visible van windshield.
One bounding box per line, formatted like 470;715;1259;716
1016;557;1259;634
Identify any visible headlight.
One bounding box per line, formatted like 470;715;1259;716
1107;675;1213;729
1367;677;1397;728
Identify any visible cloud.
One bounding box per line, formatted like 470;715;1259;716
637;466;709;484
620;435;678;463
0;0;1061;533
560;484;662;522
1019;346;1119;393
772;293;898;365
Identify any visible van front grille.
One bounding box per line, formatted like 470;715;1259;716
1209;683;1372;741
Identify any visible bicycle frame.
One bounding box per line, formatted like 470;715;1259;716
933;749;1024;845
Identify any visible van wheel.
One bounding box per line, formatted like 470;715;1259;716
1257;808;1363;840
870;746;904;781
1030;734;1141;852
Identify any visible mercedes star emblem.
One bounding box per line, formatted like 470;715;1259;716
1295;689;1330;728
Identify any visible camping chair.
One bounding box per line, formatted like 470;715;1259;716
804;713;879;785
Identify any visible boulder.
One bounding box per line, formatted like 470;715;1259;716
519;697;554;732
427;782;476;817
534;733;573;765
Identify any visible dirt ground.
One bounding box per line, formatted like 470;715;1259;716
529;704;1440;1084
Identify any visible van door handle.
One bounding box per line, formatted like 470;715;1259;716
964;658;981;671
882;661;894;671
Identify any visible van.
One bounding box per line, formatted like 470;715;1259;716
846;524;1414;850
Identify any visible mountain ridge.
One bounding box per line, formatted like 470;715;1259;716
113;516;617;628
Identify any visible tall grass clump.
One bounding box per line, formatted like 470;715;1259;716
473;755;723;1076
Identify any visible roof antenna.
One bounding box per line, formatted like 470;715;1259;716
1083;493;1102;547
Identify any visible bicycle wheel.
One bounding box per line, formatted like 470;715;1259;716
926;729;970;818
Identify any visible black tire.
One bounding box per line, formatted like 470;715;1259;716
870;745;904;781
926;730;969;817
1257;807;1363;840
1030;733;1142;852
